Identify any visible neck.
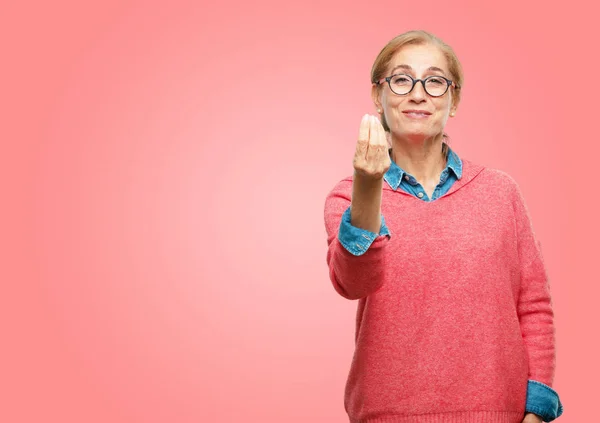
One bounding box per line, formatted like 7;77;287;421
390;134;447;184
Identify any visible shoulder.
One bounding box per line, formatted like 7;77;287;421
457;159;528;210
480;166;519;187
464;160;521;194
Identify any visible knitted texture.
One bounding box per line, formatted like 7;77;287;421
324;159;557;423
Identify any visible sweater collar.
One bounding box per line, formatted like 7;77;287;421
384;142;463;191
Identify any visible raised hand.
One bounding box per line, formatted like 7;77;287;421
353;114;391;181
349;114;390;234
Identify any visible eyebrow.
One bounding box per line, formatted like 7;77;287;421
389;64;447;75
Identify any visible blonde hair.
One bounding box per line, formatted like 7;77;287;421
371;30;464;156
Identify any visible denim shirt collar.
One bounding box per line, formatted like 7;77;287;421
384;142;463;191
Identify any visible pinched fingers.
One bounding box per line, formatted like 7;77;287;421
355;114;371;159
366;115;390;171
353;114;391;179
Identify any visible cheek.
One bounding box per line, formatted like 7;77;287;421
432;102;450;123
438;114;449;128
385;101;404;118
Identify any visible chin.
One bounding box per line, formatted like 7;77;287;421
393;125;441;141
394;131;431;141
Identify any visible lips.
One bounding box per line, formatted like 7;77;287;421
402;110;431;115
403;110;431;119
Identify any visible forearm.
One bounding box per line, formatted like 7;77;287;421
351;172;383;233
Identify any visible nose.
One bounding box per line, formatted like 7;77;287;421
409;79;427;101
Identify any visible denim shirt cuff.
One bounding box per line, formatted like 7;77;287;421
337;206;391;256
525;379;564;422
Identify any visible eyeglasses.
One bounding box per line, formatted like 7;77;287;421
374;73;460;97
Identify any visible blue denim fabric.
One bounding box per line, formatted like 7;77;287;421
336;143;563;419
525;380;564;421
337;206;390;256
382;143;463;200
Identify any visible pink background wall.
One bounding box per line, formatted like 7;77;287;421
2;0;597;421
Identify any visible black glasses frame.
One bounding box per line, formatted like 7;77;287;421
374;73;461;97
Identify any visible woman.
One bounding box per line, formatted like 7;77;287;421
323;30;563;423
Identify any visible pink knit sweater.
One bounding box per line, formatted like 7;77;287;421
324;159;557;423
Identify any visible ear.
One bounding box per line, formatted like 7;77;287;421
371;84;382;111
449;98;459;117
450;89;460;114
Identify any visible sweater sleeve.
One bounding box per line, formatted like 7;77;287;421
324;179;391;300
512;183;563;420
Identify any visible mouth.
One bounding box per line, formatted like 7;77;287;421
402;111;431;119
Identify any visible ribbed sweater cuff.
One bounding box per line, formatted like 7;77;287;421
351;411;524;423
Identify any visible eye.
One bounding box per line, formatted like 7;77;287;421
427;77;445;85
391;75;412;84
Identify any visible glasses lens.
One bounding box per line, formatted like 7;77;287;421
388;74;450;96
389;74;414;95
424;76;449;96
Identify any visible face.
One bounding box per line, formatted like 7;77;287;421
372;43;457;143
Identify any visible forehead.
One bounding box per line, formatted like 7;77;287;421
388;43;448;74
